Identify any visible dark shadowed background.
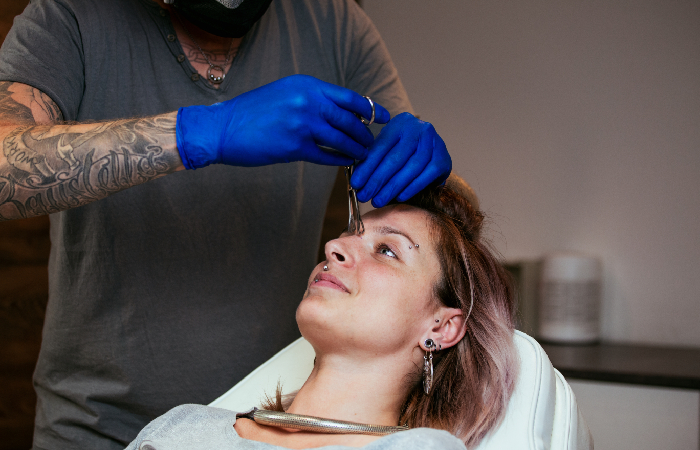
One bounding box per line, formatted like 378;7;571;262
1;4;47;449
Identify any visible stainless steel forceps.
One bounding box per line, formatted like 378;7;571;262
346;96;375;235
345;165;364;235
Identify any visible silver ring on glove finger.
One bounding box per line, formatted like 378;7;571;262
357;96;375;126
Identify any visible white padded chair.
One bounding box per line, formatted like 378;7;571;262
210;330;593;450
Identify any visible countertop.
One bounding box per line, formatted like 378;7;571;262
540;341;700;389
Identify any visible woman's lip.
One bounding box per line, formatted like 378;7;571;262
315;273;350;293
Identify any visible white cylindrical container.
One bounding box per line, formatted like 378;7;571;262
538;252;601;344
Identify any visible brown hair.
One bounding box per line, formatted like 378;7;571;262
398;176;518;447
265;176;518;447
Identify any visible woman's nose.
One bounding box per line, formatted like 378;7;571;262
324;237;356;268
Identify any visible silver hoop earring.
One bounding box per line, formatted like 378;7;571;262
423;338;435;395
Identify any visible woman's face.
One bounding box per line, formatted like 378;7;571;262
297;204;442;357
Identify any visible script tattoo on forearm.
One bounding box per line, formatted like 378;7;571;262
0;116;179;221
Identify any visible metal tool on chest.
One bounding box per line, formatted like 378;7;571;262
345;95;375;236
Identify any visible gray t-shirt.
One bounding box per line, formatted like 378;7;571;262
0;1;411;449
125;405;467;450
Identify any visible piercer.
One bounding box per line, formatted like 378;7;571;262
0;0;451;448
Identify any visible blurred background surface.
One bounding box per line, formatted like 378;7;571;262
365;0;700;348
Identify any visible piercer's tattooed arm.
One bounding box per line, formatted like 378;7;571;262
0;81;183;221
0;82;63;123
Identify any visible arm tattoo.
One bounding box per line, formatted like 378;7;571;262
0;81;63;123
0;116;179;221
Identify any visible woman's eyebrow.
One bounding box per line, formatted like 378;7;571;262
372;225;417;246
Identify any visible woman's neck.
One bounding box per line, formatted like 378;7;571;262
285;351;418;427
235;349;420;448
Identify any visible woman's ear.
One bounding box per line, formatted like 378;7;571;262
425;307;466;351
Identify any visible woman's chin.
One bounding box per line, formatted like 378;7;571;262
296;298;346;345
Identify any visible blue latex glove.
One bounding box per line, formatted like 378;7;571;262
176;74;390;169
351;112;452;208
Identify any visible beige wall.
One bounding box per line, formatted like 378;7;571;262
365;1;700;346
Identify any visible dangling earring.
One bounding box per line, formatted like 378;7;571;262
423;338;435;395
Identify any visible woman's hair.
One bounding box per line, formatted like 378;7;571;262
398;175;518;448
265;175;518;448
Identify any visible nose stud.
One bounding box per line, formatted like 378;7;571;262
323;265;329;271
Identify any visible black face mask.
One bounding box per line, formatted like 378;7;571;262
168;0;274;38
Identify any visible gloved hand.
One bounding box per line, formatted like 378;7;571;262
351;112;452;208
176;74;390;169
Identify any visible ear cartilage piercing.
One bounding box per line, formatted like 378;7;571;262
409;246;413;249
415;244;419;248
323;265;329;271
435;319;440;323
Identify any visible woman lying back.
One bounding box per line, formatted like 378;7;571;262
126;175;518;449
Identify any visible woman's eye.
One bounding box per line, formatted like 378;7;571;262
377;244;398;259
